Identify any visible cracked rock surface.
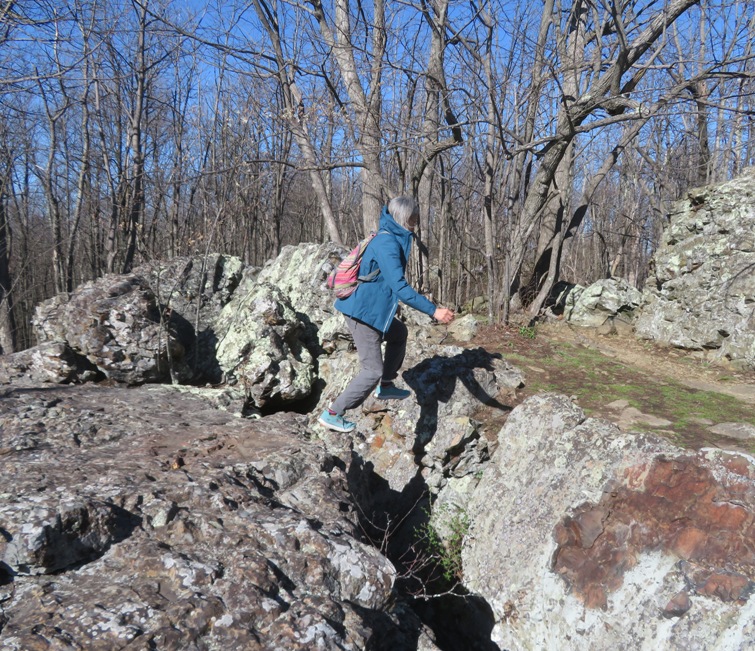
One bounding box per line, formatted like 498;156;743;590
0;385;396;650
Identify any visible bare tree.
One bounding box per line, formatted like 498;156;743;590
0;144;15;354
503;0;701;316
250;0;344;244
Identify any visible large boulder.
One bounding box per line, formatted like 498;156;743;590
134;254;246;381
214;275;316;408
0;384;397;650
563;278;642;332
23;246;337;393
636;169;755;369
134;254;246;333
256;241;352;350
462;393;755;650
32;274;193;384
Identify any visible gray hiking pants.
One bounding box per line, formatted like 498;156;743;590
330;316;407;415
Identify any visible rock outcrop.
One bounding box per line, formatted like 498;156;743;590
562;278;642;333
0;385;399;650
255;241;352;350
213;278;315;408
31;274;194;384
636;168;755;369
462;393;755;650
16;246;348;410
3;229;755;649
134;254;246;381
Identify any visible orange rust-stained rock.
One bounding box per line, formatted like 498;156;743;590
723;455;755;478
554;453;755;609
672;527;708;559
680;562;755;603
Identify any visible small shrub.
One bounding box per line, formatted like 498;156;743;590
414;504;470;583
519;324;537;339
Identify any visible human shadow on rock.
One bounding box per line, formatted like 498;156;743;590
402;347;513;456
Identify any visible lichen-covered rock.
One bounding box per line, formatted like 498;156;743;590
1;500;135;575
636;169;755;369
0;385;396;650
214;275;315;408
134;254;246;381
135;254;246;331
447;314;480;342
0;341;100;385
315;336;524;572
32;275;193;384
256;241;353;349
462;393;755;650
564;278;642;330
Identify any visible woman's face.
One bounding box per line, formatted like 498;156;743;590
407;212;419;232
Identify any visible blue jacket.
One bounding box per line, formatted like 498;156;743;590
335;206;436;333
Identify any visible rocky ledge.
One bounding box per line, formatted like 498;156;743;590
0;384;419;650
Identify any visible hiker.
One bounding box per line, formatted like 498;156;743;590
319;196;455;433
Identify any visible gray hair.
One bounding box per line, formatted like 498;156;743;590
388;196;419;229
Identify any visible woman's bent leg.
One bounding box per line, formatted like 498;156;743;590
330;317;383;414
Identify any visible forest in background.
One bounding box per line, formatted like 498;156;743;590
0;0;753;353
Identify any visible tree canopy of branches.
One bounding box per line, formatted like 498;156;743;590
1;0;753;351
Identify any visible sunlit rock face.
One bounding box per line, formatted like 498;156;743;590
31;274;193;384
0;341;99;385
255;241;352;350
0;385;396;650
637;168;755;370
213;278;316;408
463;393;755;651
563;278;643;331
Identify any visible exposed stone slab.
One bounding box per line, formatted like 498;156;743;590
709;422;755;441
0;385;396;650
463;393;755;650
637;168;755;370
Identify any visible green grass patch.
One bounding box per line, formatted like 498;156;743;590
500;335;755;452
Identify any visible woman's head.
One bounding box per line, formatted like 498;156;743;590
388;196;419;232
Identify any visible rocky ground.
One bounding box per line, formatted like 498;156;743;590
465;321;755;454
2;319;754;650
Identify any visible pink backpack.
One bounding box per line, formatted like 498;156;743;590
327;232;383;299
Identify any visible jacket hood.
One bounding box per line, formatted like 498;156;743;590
379;205;413;259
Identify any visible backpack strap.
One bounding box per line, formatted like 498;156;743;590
356;229;390;282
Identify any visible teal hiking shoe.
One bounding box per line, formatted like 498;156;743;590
374;384;411;400
318;409;356;433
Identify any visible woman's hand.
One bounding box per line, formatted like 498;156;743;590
433;306;455;324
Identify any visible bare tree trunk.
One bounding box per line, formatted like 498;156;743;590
310;0;387;234
0;174;15;354
417;0;448;291
67;57;92;292
38;79;69;294
252;0;343;244
122;0;149;273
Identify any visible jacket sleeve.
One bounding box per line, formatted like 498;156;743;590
373;237;436;317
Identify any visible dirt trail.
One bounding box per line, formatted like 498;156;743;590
543;323;755;405
469;322;755;454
